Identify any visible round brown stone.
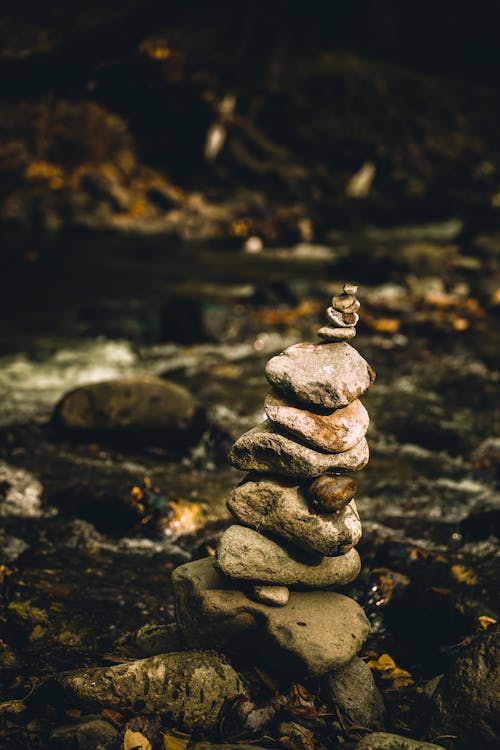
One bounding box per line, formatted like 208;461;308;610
307;475;357;513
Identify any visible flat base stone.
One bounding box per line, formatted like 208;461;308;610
172;557;370;677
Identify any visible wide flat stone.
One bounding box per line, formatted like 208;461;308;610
265;391;369;453
318;326;356;341
227;477;361;555
216;525;361;586
172;557;370;677
229;420;369;476
265;342;375;409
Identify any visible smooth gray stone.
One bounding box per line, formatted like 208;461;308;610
265;342;375;410
325;656;384;729
216;525;361;586
229;420;369;477
227;476;361;555
172;557;370;677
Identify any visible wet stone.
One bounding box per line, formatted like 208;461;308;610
172;557;370;676
264;391;369;453
307;475;357;513
229;420;369;477
227;476;361;555
215;525;361;586
265;342;375;410
251;584;290;607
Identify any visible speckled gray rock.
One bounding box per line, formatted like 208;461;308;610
229;420;369;476
318;326;356;341
251;585;290;607
216;525;361;586
49;717;118;750
265;391;369;452
172;557;370;676
227;477;361;555
325;656;384;729
265;342;375;409
430;626;500;750
54;650;247;732
356;734;445;750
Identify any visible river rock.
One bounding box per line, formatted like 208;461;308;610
318;326;356;341
53;650;247;732
430;625;500;749
172;557;370;676
229;421;369;476
356;734;445;750
227;477;361;555
265;391;369;452
325;656;384;729
49;716;118;750
252;585;290;606
265;342;375;409
216;525;361;585
307;475;357;512
53;376;203;446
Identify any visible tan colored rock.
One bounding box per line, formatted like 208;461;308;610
265;342;375;410
172;557;370;676
229;420;369;477
216;525;361;586
265;391;368;453
227;477;361;555
318;326;356;341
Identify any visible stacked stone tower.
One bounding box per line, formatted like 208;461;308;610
173;285;376;678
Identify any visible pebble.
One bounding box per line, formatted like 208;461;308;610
216;525;362;586
265;342;375;410
229;420;369;476
326;307;360;327
318;326;356;341
172;557;370;676
251;584;290;607
265;391;369;453
307;475;357;513
227;477;362;555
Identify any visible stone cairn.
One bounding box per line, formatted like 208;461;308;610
172;284;376;679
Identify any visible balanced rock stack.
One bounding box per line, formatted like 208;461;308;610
172;284;376;677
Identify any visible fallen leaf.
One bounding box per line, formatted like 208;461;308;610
451;565;479;585
101;708;125;727
478;615;497;629
163;729;190;750
124;728;152;750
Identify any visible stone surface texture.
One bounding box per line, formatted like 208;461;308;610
216;525;361;586
172;557;370;676
227;477;361;555
265;342;375;409
229;420;369;476
264;391;369;452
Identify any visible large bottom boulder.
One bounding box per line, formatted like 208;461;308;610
172;557;370;677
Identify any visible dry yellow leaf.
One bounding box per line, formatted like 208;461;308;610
124;728;152;750
451;565;479;585
163;729;190;750
478;615;497;629
367;653;397;671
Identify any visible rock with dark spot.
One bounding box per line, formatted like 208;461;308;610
325;656;384;729
229;420;369;476
265;342;375;409
430;626;500;749
53;376;203;447
51;651;247;732
172;557;369;676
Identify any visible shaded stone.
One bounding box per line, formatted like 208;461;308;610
251;585;290;607
53;376;203;447
49;716;118;750
134;622;181;656
265;391;368;452
216;525;361;586
430;626;500;750
229;420;369;477
172;557;370;677
356;734;445;750
265;342;375;410
325;656;384;729
307;475;357;513
53;651;247;732
227;477;361;555
318;326;356;341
